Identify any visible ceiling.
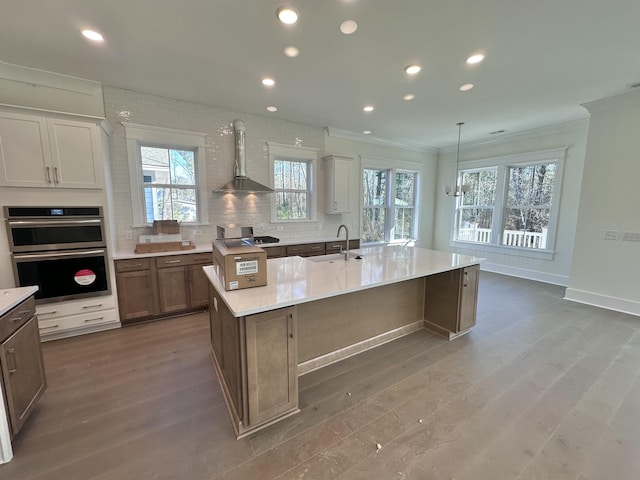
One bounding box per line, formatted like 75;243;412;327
1;0;639;149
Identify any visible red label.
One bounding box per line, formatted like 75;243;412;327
74;269;96;286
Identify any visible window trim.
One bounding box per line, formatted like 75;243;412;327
450;147;566;260
361;156;423;244
123;123;208;227
267;142;318;223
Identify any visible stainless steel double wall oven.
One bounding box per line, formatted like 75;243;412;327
5;206;111;303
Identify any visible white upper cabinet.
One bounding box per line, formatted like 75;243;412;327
0;110;103;189
323;154;352;214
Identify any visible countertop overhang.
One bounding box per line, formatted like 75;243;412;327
204;245;482;317
0;286;39;316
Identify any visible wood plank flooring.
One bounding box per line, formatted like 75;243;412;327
1;272;639;479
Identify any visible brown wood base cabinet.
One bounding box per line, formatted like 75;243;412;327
209;286;298;438
0;296;47;437
115;252;212;324
423;264;479;339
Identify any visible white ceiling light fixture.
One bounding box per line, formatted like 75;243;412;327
459;83;474;91
363;105;374;112
283;46;299;57
266;106;278;112
340;20;358;34
444;122;471;197
81;29;104;42
404;64;421;75
403;94;415;101
276;6;299;25
466;53;485;64
262;77;275;87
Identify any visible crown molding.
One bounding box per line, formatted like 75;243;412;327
0;59;102;96
581;88;640;113
326;126;437;154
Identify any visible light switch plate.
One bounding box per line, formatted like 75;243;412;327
604;230;618;240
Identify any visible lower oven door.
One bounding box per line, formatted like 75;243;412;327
12;249;111;303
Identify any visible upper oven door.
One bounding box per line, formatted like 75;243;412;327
6;218;106;252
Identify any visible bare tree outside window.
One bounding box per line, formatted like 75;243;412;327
274;159;310;220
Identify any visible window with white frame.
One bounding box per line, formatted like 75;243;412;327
452;148;565;258
123;123;208;226
362;158;421;244
268;142;318;222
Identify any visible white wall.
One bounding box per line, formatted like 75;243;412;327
565;90;640;315
324;134;437;248
432;120;589;285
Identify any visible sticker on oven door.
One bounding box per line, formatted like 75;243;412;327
74;269;97;286
236;259;258;276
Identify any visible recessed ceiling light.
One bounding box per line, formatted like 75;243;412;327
362;130;372;135
403;94;415;101
267;106;278;112
459;83;474;91
262;78;275;87
284;46;299;57
276;6;299;24
363;105;374;112
81;29;104;42
340;20;358;34
404;65;421;75
466;54;485;64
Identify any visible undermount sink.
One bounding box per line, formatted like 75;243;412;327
307;252;362;263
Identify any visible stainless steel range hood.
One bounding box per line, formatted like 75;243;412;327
214;119;274;193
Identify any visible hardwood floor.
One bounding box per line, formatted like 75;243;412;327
1;272;639;479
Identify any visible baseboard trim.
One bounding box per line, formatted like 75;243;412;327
298;320;424;376
564;288;640;317
481;262;569;286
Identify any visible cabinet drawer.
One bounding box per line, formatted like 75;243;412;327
0;296;36;342
38;308;117;336
156;253;212;268
116;258;151;272
264;246;286;258
325;241;347;253
286;243;325;256
36;295;115;320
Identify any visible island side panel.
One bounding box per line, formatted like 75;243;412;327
296;278;425;364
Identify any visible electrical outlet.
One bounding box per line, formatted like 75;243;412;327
192;229;202;237
604;230;618;241
125;230;133;240
317;223;322;230
276;225;284;232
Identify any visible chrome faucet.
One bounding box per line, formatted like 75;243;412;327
337;224;349;260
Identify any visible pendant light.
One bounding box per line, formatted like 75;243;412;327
444;122;470;197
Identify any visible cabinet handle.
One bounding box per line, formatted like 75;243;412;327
128;263;143;267
40;324;60;330
6;348;17;373
9;309;31;322
45;166;52;184
164;260;181;264
53;167;60;184
38;310;58;316
82;304;103;309
288;314;294;339
84;316;105;323
463;271;468;287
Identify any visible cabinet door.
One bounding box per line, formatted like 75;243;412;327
157;266;189;313
208;285;222;363
47;118;102;189
188;264;210;309
458;265;479;332
324;155;351;214
116;270;157;321
0;111;51;187
0;316;47;435
245;307;298;426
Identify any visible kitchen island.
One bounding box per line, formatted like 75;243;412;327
203;245;482;438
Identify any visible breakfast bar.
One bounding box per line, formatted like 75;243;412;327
203;245;482;438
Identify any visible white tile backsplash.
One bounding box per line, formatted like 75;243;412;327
103;86;345;253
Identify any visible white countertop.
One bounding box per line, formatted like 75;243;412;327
203;245;482;317
0;286;39;316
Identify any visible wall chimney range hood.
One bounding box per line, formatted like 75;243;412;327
215;119;274;193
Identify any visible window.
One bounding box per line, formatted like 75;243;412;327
452;148;565;258
268;142;318;222
124;123;208;226
361;157;421;244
